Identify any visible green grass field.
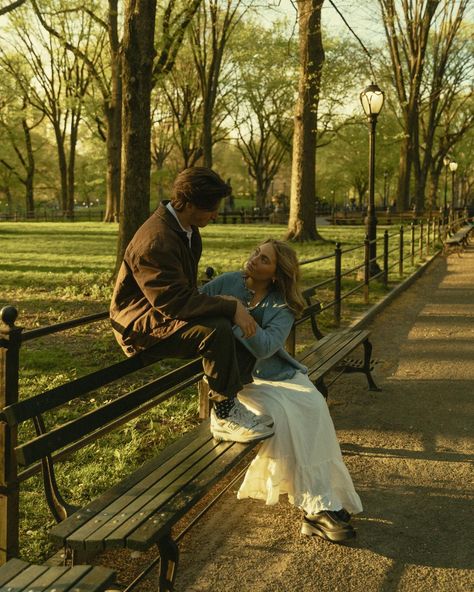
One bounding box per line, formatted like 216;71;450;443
0;220;432;561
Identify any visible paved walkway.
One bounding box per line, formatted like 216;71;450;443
168;245;474;592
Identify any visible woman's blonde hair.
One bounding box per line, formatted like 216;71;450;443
262;238;306;318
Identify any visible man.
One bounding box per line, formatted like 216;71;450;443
110;167;273;443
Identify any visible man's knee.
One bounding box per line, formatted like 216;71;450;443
199;316;235;347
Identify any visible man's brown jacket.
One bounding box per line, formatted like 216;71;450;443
110;201;236;355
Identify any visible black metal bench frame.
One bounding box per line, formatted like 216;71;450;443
442;224;472;256
285;286;379;399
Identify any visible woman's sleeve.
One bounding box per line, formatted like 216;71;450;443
233;307;294;360
199;274;228;297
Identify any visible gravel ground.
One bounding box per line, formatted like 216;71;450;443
101;246;474;592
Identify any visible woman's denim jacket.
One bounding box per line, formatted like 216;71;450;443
200;271;307;381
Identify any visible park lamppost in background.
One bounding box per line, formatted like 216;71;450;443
360;83;384;275
443;155;451;222
449;160;458;210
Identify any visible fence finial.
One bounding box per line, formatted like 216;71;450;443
1;306;18;327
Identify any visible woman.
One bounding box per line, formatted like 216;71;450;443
201;238;363;543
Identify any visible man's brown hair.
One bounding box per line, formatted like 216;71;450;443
171;167;232;211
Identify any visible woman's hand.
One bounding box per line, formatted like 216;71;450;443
233;300;257;338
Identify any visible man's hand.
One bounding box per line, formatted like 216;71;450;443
233;300;257;338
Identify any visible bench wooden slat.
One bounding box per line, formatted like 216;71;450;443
49;421;212;546
96;440;238;551
1;355;144;426
66;428;228;552
1;564;60;591
0;562;51;590
21;565;85;590
0;563;116;592
15;360;203;466
127;437;257;550
65;565;116;592
306;331;370;380
299;330;368;372
309;335;370;381
0;558;29;587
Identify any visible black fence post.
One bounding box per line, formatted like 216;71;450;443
399;225;404;278
426;217;431;255
364;234;370;305
334;242;342;326
0;306;22;564
410;222;415;267
383;230;389;287
419;220;424;260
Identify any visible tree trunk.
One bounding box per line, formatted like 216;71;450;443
396;133;411;211
67;112;80;218
104;0;122;223
202;102;213;168
286;0;325;242
116;0;156;273
21;117;35;216
53;124;69;217
104;98;122;222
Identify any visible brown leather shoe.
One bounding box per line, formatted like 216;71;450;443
301;511;356;543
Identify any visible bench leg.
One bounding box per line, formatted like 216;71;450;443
314;377;328;399
157;533;179;591
362;339;381;392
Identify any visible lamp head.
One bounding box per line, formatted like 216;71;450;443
443;155;451;167
449;161;458;172
360;83;385;118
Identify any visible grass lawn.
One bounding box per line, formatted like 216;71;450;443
0;220;433;561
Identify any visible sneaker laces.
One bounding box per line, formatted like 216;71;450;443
228;400;260;428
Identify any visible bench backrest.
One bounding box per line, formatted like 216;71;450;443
285;286;324;356
0;310;206;538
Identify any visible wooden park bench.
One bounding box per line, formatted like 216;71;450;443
0;558;115;592
1;287;379;591
442;223;472;256
287;286;379;399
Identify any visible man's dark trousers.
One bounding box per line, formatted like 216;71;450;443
141;316;255;402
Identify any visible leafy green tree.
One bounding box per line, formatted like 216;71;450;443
190;0;250;168
0;65;45;215
32;0;123;222
226;21;295;208
1;4;96;217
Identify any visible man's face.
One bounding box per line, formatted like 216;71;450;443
186;201;221;227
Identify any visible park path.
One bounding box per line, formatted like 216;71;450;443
168;245;474;592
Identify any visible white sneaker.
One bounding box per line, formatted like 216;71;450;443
234;399;273;427
210;407;274;443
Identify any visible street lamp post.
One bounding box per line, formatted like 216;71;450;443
360;83;384;276
449;160;458;211
443;155;451;223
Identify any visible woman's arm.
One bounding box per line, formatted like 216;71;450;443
233;307;294;359
201;272;293;358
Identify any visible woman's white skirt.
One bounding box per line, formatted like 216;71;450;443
237;371;363;516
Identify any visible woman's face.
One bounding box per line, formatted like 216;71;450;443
245;242;277;282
